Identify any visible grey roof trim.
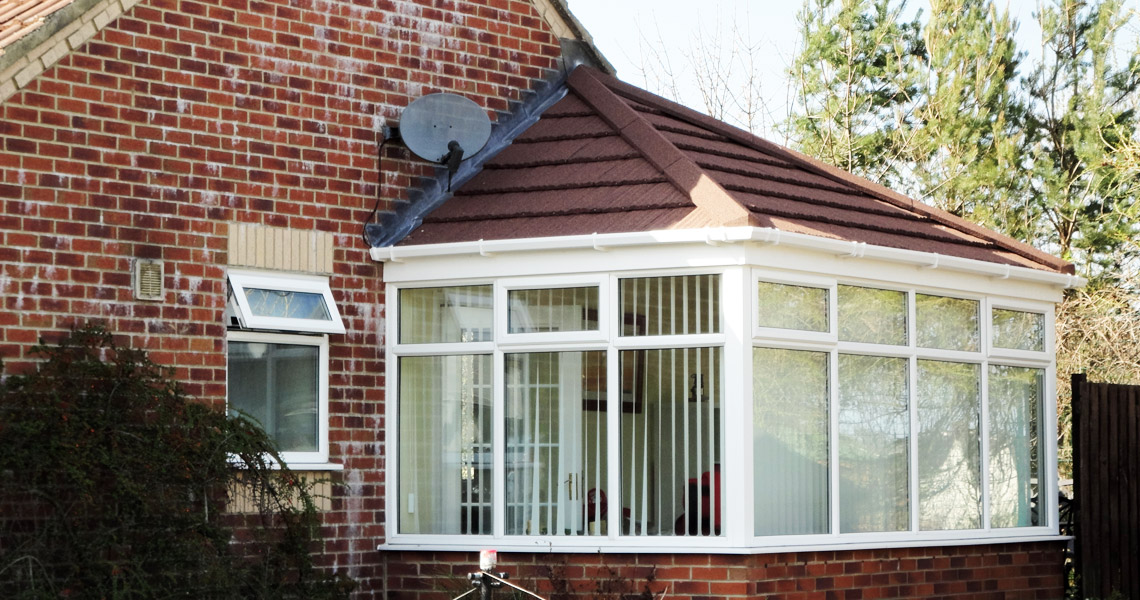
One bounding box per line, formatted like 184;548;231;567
365;54;599;248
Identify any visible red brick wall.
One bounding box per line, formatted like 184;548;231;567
382;542;1066;600
0;0;562;596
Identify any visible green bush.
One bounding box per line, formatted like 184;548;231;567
0;324;354;599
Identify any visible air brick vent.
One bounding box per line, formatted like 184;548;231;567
134;259;164;301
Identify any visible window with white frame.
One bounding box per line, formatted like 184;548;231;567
226;270;344;467
390;268;1052;548
753;275;1047;539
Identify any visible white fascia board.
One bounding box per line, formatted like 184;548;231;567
370;227;1085;292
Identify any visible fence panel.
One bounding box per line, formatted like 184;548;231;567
1073;374;1140;599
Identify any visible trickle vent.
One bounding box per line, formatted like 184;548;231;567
134;259;164;301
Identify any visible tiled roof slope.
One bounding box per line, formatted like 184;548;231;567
398;66;1073;275
0;0;74;51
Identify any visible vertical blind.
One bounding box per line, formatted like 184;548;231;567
753;347;829;535
505;351;607;536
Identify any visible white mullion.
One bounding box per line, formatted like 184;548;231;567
829;348;840;535
909;354;920;533
727;266;752;544
605;324;621;540
656;351;665;538
1044;360;1058;530
980;358;992;531
665;348;674;536
546;352;556;536
908;291;919;533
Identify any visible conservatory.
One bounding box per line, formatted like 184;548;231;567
372;66;1078;553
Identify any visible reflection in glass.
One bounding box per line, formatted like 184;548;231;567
916;294;979;351
992;309;1045;352
989;365;1042;528
917;360;981;530
621;275;720;336
839;354;909;532
399;355;493;534
505;352;607;535
228;341;319;453
756;282;828;332
508;287;598;334
753;348;829;535
244;288;331;320
838;285;906;345
622;347;722;536
399;285;493;343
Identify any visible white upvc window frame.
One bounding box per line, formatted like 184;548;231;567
748;270;1056;547
987;298;1052;361
752;269;837;344
497;274;610;345
227;269;346;335
382;254;1062;553
226;329;334;469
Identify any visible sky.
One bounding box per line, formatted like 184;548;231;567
566;0;1129;140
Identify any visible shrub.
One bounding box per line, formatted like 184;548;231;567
0;324;354;599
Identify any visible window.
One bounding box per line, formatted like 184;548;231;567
754;276;1049;539
388;270;1054;549
394;274;724;541
226;271;343;468
227;269;345;334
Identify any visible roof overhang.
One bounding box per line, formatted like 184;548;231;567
370;226;1086;291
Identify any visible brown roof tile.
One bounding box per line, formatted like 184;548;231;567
397;66;1072;275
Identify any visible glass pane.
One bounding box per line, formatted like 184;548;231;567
244;288;331;321
228;341;319;453
992;309;1045;352
753;348;829;535
917;360;981;530
399;285;493;343
916;294;979;351
989;365;1043;528
622;347;722;536
838;354;909;532
398;355;493;534
620;275;720;336
756;282;828;332
505;351;607;536
508;287;599;334
838;285;907;345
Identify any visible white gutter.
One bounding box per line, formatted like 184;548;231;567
369;227;1086;290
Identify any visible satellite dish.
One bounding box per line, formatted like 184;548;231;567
400;93;492;165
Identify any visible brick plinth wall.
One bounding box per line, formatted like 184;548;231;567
381;541;1066;600
0;0;564;596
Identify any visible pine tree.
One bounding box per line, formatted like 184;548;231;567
1022;0;1140;281
786;0;926;185
909;0;1026;227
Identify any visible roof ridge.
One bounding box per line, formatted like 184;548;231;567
566;66;752;229
584;67;1073;274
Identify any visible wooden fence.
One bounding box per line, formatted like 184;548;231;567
1073;373;1140;599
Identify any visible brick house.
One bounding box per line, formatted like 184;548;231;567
0;0;1075;598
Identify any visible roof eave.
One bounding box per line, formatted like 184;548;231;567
370;226;1086;290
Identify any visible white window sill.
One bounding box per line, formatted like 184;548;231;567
228;455;343;471
376;533;1071;554
286;462;344;471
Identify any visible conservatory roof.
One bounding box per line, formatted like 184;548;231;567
396;66;1072;275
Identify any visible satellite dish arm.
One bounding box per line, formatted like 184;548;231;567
441;140;464;191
